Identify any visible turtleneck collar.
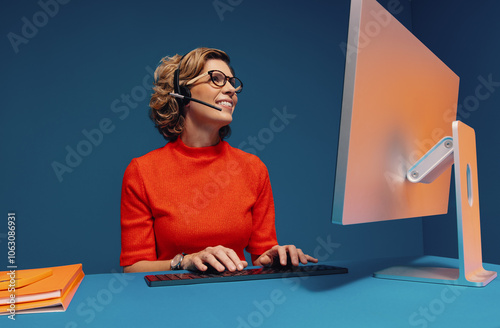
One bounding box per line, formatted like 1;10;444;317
170;137;225;159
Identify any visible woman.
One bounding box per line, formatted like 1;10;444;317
120;47;317;273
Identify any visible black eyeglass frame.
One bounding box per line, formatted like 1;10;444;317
186;70;243;93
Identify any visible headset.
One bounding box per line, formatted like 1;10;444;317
169;54;222;111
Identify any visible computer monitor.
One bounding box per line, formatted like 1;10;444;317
332;0;497;286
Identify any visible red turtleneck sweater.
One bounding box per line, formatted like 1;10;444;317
120;138;278;267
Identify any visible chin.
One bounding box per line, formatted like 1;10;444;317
217;111;233;123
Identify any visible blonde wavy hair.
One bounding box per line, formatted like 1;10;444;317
149;47;234;141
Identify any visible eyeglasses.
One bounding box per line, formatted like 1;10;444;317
186;70;243;93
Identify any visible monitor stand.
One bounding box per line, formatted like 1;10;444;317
374;121;497;287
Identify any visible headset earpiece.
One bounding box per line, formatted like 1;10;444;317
179;85;191;101
173;55;190;109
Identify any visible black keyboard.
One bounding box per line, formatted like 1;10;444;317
144;264;348;287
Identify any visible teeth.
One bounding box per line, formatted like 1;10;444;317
217;101;232;107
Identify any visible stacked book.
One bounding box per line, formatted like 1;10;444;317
0;264;84;315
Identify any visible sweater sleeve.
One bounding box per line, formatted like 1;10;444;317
119;159;157;267
246;163;278;256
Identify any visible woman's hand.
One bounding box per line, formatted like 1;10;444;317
253;245;318;267
182;245;248;272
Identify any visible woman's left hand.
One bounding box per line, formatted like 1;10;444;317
253;245;318;267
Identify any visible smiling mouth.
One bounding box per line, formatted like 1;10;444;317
216;100;233;108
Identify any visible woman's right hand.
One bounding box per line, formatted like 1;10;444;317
182;245;248;272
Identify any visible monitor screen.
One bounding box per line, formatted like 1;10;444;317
332;0;460;225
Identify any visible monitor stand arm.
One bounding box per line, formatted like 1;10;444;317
374;121;497;287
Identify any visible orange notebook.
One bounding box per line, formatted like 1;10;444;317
0;264;84;315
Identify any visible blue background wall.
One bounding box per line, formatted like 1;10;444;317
1;0;497;274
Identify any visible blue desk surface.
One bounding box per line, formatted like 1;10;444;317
5;256;500;328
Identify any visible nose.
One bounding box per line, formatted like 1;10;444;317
221;81;237;96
